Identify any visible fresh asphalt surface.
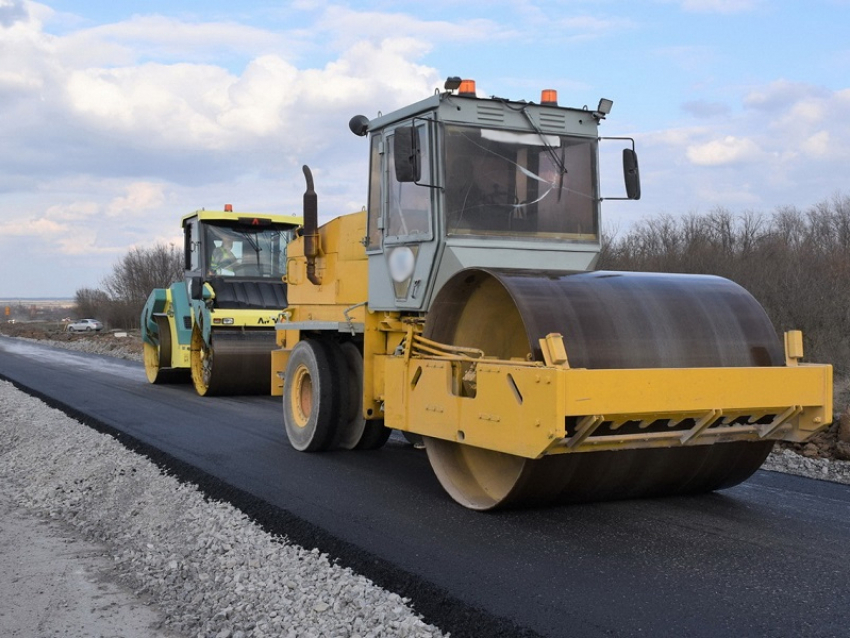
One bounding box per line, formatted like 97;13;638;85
1;336;849;638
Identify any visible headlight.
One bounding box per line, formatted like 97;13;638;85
387;246;416;283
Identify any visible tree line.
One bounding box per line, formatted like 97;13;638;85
75;244;182;330
598;195;850;374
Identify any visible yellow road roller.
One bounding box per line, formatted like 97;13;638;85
142;206;301;396
272;77;832;509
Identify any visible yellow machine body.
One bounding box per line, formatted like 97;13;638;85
382;345;831;459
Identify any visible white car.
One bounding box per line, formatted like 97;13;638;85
67;318;103;333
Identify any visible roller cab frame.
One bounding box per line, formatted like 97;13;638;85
275;78;832;509
141;208;301;395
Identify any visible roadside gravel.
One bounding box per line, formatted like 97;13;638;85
0;379;445;638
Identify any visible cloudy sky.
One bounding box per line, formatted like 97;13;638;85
2;0;849;298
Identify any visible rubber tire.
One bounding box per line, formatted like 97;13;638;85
354;419;391;450
334;342;367;449
283;339;342;452
144;342;190;385
190;329;217;397
329;341;390;451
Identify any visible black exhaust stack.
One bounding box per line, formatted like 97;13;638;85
302;165;321;285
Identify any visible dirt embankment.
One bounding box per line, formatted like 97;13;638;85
0;321;143;360
2;321;850;461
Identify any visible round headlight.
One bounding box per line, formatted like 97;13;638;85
387;246;416;283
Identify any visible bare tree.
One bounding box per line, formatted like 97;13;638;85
74;287;110;320
102;244;183;306
74;243;183;330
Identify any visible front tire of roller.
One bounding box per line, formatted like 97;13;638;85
283;339;339;452
190;329;217;396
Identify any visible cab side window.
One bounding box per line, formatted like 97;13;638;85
184;219;200;271
386;124;431;239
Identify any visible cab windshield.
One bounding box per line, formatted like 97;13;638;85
443;124;599;240
205;223;292;278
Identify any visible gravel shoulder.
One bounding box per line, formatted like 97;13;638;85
0;379;444;638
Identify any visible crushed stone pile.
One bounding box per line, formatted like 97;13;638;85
762;447;850;484
0;381;445;638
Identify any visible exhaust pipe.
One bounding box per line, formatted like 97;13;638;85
302;165;321;285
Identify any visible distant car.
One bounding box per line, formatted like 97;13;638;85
66;318;103;333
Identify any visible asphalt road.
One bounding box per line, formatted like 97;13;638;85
1;335;849;638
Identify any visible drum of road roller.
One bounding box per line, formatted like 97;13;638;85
422;268;781;510
191;329;277;396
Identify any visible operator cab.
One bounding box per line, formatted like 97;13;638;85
351;77;640;312
182;208;301;309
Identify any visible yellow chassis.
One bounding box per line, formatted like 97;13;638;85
382;331;832;460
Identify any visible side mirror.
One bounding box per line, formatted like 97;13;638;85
393;126;420;183
623;149;641;200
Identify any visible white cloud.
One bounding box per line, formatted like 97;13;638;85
107;182;167;217
65;63;238;146
743;81;850;161
744;79;831;112
44;200;99;223
316;6;511;49
0;215;66;236
0;0;28;27
801;130;831;157
686;135;762;166
0;2;443;195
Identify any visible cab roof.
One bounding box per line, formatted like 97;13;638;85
181;209;302;228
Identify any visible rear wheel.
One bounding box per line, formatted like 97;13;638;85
335;342;367;449
334;342;390;450
283;339;340;452
143;318;189;385
355;419;391;450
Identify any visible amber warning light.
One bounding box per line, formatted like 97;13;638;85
458;79;476;97
224;204;233;212
541;89;558;106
